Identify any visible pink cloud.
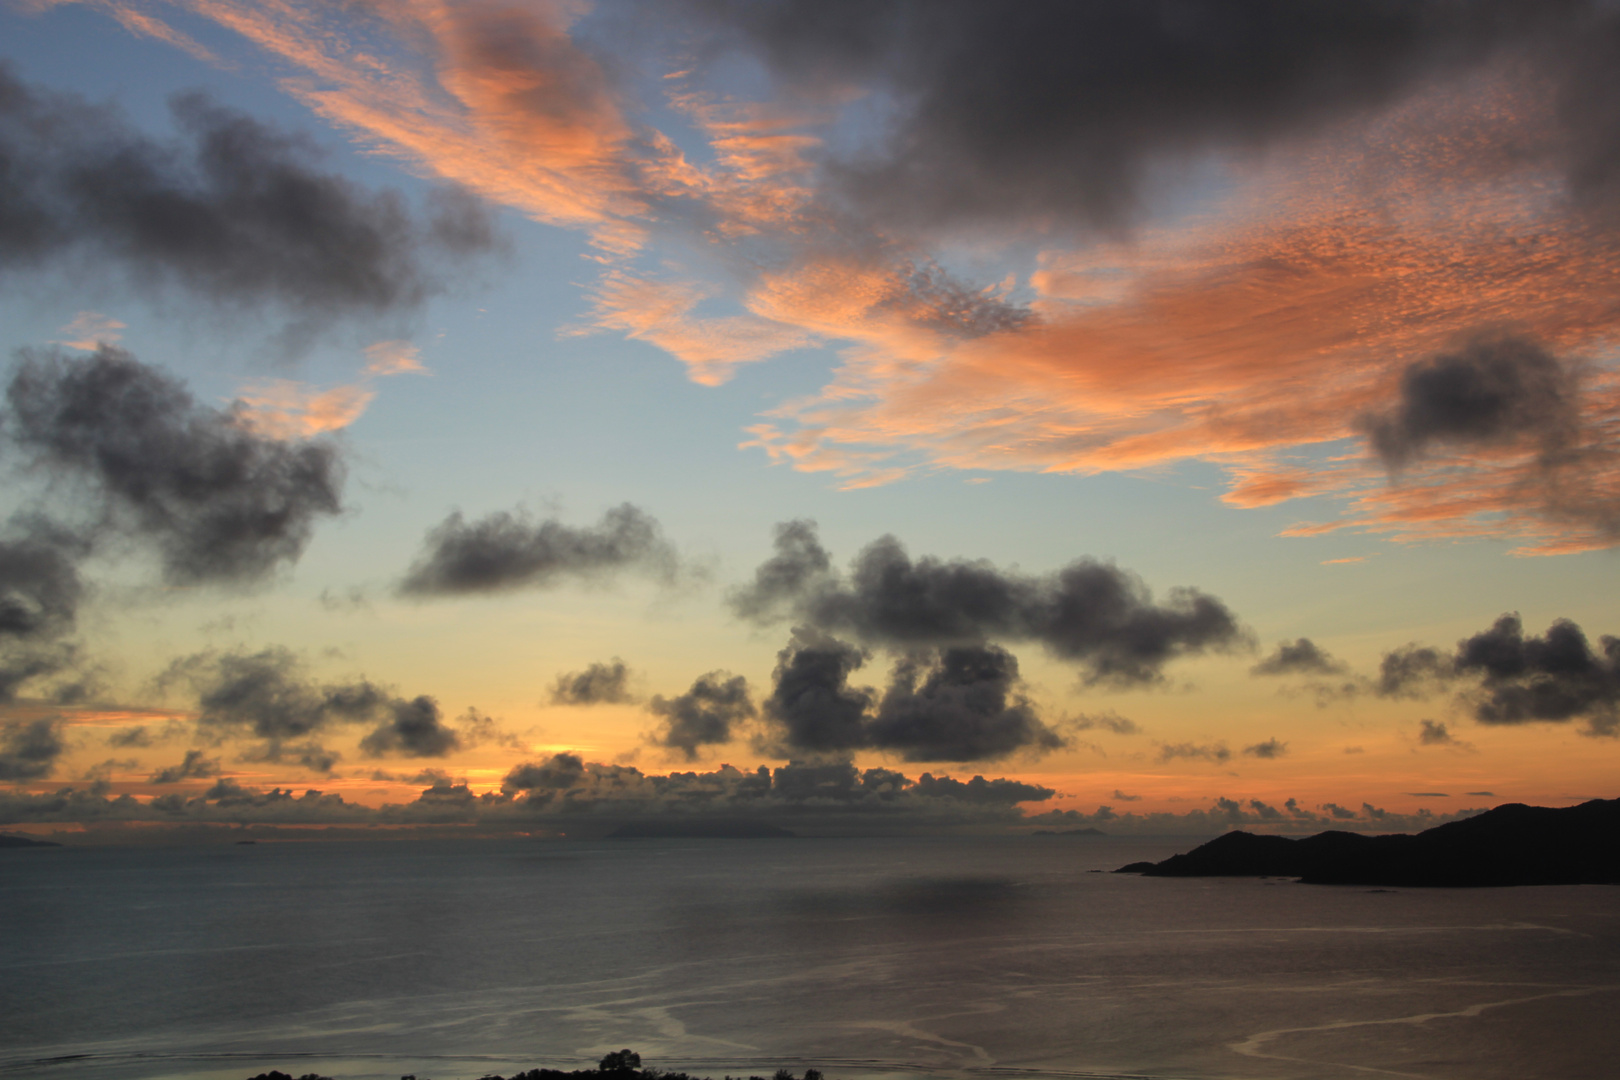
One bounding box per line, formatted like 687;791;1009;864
235;378;375;437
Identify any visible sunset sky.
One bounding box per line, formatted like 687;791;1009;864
2;0;1618;839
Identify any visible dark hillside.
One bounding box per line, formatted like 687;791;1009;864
1116;798;1620;886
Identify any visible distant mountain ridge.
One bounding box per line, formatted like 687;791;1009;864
1115;798;1620;886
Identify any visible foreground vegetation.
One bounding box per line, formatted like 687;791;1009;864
247;1050;828;1080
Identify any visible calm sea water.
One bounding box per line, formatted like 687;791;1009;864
1;835;1616;1080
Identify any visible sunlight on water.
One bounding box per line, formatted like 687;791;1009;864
2;837;1616;1080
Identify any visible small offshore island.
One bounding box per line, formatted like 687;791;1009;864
1116;797;1620;886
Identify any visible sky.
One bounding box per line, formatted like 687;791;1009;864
1;0;1618;841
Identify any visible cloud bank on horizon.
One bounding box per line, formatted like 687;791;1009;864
0;747;1496;839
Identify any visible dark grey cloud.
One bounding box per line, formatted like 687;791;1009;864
729;519;832;623
1027;793;1488;835
399;767;453;785
550;659;637;705
399;504;678;596
1418;718;1458;745
1360;802;1395;823
0;517;83;644
1367;615;1620;735
184;778;363;818
413;778;496;808
452;708;522;750
1243;737;1287;759
166;647;381;744
761;758;884;803
82;758;137;783
1359;336;1579;472
910;772;1054;805
0;717;63;780
1377;644;1456;698
108;718;196;749
318;586;371;614
1454;614;1620;735
1376;614;1620;736
888;261;1036;338
1554;12;1620;217
732;521;1245;685
4;347;345;585
1155;741;1231;764
107;726;154;748
0;769;1487;836
761;627;875;755
870;644;1065;762
0;637;82;705
358;695;460;758
241;739;340;774
1112;789;1142;801
502;752;587;794
0;65;496;323
162;647;455;765
148;749;221;784
687;1;1579;235
648;672;755;760
1226;797;1282;822
1254;639;1441;706
1072;711;1140;735
501;754;1049;821
757;629;1079;762
366;767;450;785
1251;637;1347;676
0;515;88;702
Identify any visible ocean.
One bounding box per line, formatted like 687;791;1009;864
1;835;1616;1080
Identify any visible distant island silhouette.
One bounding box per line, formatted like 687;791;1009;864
1115;798;1620;886
605;820;795;839
1032;827;1107;836
0;834;60;848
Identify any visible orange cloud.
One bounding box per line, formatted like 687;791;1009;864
51;311;126;350
363;339;428;376
746;113;1620;550
77;9;1620;550
21;0;223;64
167;0;647;251
650;90;825;234
579;271;814;385
0;704;193;728
235;378;374;437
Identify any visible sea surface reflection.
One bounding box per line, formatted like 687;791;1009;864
2;835;1616;1080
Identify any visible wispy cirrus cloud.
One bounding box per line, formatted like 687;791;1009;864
19;0;222;65
57;1;1620;553
51;312;126;350
362;339;428;377
576;271;813;386
147;0;648;252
